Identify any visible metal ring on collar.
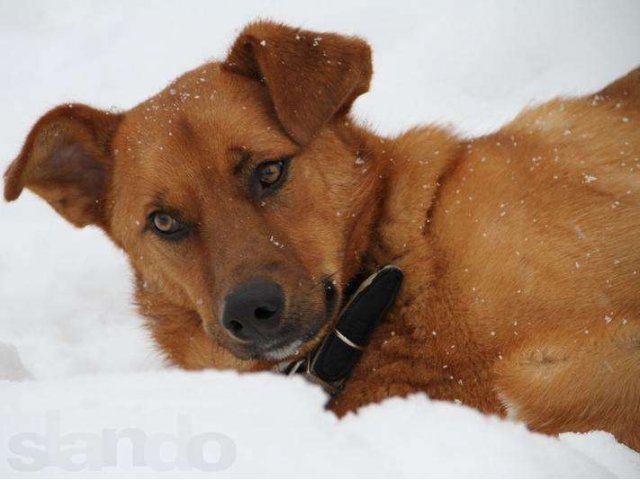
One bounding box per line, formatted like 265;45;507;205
334;329;364;351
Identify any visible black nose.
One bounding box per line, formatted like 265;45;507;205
221;279;285;343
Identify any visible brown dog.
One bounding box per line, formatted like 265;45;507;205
4;21;640;450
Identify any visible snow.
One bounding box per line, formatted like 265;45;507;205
2;371;639;477
1;0;640;476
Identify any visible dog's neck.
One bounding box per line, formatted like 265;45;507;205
348;122;462;274
320;121;464;410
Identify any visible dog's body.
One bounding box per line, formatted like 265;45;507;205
5;22;640;450
332;76;640;451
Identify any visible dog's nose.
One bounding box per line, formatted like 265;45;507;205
221;279;285;343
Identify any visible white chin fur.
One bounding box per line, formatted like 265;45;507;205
264;340;303;362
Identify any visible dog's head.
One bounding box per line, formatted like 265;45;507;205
4;22;381;367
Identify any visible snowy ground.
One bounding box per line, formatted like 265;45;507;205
1;0;640;477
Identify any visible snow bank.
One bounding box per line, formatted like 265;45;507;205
1;0;640;477
1;370;638;477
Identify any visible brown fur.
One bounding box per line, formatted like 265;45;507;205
4;22;640;450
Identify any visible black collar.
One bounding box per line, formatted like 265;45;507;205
282;265;404;394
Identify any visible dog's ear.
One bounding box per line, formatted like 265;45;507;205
224;21;372;144
3;104;122;228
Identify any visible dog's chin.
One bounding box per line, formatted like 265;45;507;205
225;314;335;364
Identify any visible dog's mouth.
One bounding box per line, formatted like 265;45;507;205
219;275;344;363
257;320;330;362
245;303;341;363
218;268;398;366
202;265;403;395
238;268;399;363
225;315;335;363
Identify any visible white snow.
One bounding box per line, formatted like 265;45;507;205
1;0;640;476
2;370;640;478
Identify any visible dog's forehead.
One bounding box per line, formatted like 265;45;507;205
117;62;291;174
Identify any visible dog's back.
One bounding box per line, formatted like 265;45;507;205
485;69;640;447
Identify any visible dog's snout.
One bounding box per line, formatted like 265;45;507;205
221;279;285;343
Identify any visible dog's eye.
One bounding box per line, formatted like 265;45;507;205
259;161;283;186
252;158;290;198
149;212;187;239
